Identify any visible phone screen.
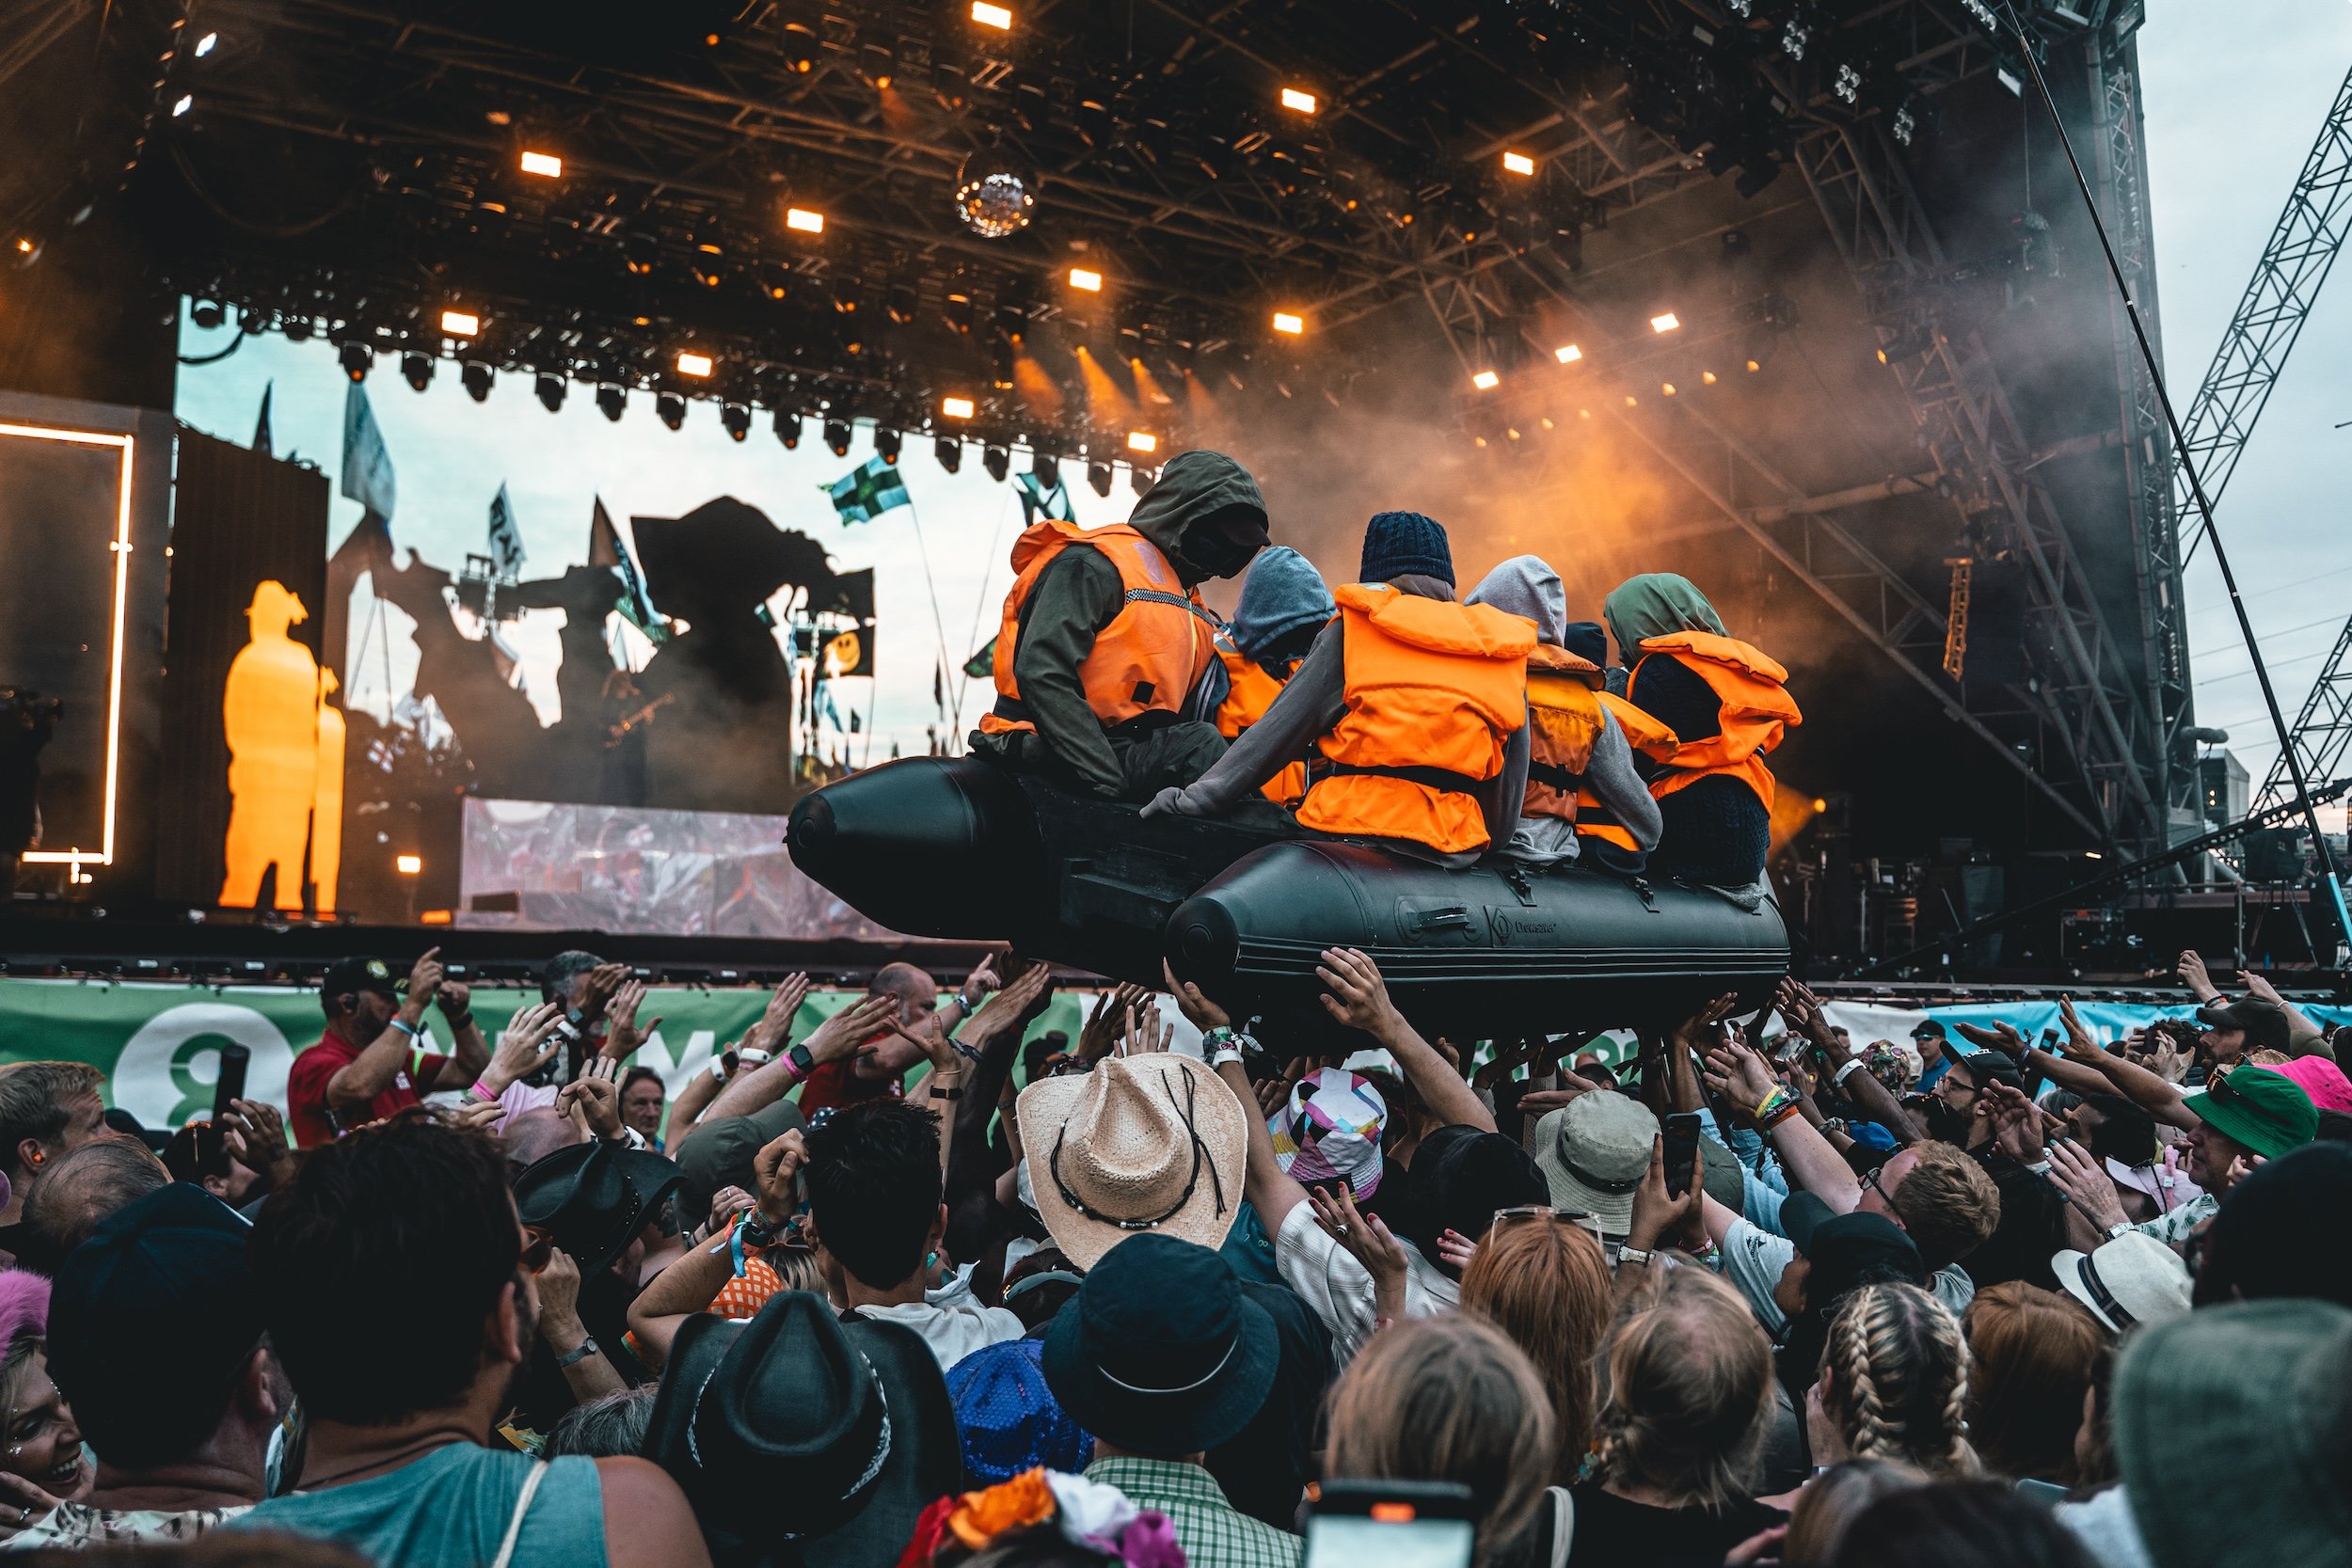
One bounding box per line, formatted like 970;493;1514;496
1305;1513;1474;1568
212;1043;251;1122
1662;1111;1704;1197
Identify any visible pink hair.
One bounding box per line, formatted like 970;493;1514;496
0;1270;50;1353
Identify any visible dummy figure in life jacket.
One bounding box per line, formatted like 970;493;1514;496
1604;572;1802;898
1463;556;1668;874
1143;511;1534;867
1206;546;1335;808
972;451;1271;800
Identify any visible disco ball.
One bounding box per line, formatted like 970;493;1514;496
955;152;1038;239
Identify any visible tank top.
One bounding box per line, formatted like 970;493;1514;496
228;1444;606;1568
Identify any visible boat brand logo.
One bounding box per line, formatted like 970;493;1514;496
1488;909;1560;944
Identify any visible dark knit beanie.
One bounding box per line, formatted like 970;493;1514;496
1562;621;1609;667
1359;511;1454;587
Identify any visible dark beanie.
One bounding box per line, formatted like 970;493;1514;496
1562;621;1609;667
1359;511;1454;587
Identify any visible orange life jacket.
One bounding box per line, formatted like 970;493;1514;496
1632;631;1801;809
1573;691;1680;852
1520;643;1607;825
977;519;1217;736
1212;631;1311;807
1295;584;1534;855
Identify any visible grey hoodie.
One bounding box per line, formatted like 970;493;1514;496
1465;556;1662;868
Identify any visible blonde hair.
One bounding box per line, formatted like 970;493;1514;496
1883;1141;2000;1271
1819;1283;1977;1477
1326;1315;1557;1567
766;1246;824;1295
1460;1216;1612;1481
1593;1268;1775;1512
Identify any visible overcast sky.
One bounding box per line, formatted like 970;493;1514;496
173;0;2352;822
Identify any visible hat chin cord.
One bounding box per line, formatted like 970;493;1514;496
1049;1066;1228;1232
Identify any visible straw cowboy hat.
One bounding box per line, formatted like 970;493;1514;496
1015;1053;1248;1271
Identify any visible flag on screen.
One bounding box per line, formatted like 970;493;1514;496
824;456;912;524
252;381;275;458
1013;469;1073;525
340;383;397;524
963;637;997;679
486;483;528;579
588;498;664;641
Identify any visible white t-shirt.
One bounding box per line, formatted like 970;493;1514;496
1275;1200;1457;1363
852;1266;1025;1371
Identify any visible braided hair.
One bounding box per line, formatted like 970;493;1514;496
1818;1282;1978;1478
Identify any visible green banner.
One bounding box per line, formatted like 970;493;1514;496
0;979;1102;1136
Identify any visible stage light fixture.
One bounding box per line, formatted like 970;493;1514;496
935;435;962;473
1279;87;1317;115
1962;0;1997;26
401;353;433;391
721;404;751;442
1995;66;2023;97
786;207;825;234
1554;343;1582;364
189;299;225;331
1272;311;1304;336
824;417;851;456
339;341;371;382
1893;103;1917;147
1661;382;1677;397
534;372;565;412
1702;370;1718;385
283;317;313;342
875;426;902;465
596;384;627;421
1725;0;1750;13
1471;370;1501;390
942;396;977;420
971;0;1012;27
193;30;218;55
675;351;714;378
395;853;423;876
8;236;38;268
1502;151;1535;176
171;94;192;117
1125;430;1157;453
440;309;481;338
1088;462;1113;498
519;150;563;178
1834;63;1860;103
982;445;1010;482
773;407;803;448
1132;466;1155;496
461;362;493;403
1747;358;1761;372
1032;451;1060;490
657;393;687;430
1069;267;1103;292
1651;312;1680;333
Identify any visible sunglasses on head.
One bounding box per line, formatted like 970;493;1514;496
1491;1204;1605;1243
519;1227;555;1275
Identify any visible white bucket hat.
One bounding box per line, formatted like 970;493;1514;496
2052;1230;2194;1334
1530;1091;1658;1237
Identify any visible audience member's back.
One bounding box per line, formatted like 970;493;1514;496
229;1114;707;1568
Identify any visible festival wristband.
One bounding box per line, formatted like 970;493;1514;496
468;1080;501;1104
1833;1058;1867;1087
1617;1245;1656;1269
1755;1086;1801;1127
389;1017;421;1040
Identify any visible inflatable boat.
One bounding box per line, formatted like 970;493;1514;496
787;755;1788;1046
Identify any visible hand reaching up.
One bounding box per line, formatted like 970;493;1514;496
1315;948;1406;1042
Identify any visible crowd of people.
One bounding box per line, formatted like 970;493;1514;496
0;928;2339;1568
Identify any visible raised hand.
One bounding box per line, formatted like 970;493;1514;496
1628;1133;1705;1252
2047;1136;2128;1233
1308;1182;1411;1316
1979;1079;2045;1163
1080;982;1153;1065
485;1000;566;1093
603;978;664;1061
1702;1034;1776;1112
405;946;445;1010
2057;996;2102;1061
536;1246;583;1327
1434;1227;1478;1273
449;1098;506;1134
959;956;1001;1010
965;959;1054;1043
558;1056;625;1141
753;1128;810;1226
1121;999;1174;1056
218;1098;289;1176
436;978;472;1021
802;992;901;1066
704;1185;756;1241
2175;948;2217;1001
1315;947;1406;1041
1954;1019;2027;1056
743;973;813;1056
1163;959;1232;1033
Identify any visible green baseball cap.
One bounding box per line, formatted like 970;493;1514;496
2183;1064;2317;1159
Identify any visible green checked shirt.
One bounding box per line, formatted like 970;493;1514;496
1085;1457;1302;1568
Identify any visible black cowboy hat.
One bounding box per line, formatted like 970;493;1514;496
512;1140;684;1279
644;1291;963;1568
1040;1231;1277;1459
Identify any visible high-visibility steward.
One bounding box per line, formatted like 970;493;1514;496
1575;691;1678;852
1212;630;1312;806
1634;630;1801;808
1520;642;1608;825
978;519;1219;736
1294;584;1535;855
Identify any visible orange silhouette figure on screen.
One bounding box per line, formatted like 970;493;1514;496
311;668;346;918
219;581;320;911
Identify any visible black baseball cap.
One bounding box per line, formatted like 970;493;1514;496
1955;1052;2025;1094
1803;1211;1928;1307
320;956;400;1000
2199;999;2293;1056
45;1185;265;1469
1910;1019;1949;1040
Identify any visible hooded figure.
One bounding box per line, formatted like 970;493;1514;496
974;451;1270;800
1146;512;1534;867
1465;555;1664;870
1206;547;1336;807
1603;572;1800;896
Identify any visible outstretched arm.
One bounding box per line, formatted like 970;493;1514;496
1317;948;1494;1135
1145;624;1345;818
1170;966;1315;1236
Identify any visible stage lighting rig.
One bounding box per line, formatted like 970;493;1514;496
657;392;687;430
461;362;494;402
534;372;565;412
874;426;903;464
402;352;434;392
189;299;226;330
824;417;851;456
954;149;1039;239
596;384;627;421
721;403;751;441
981;445;1010;482
339;341;371;382
773;408;803;449
935;436;962;473
1781;17;1808;59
